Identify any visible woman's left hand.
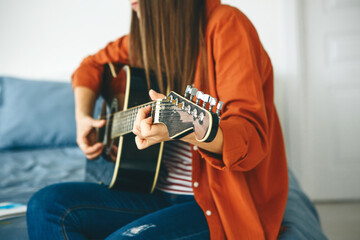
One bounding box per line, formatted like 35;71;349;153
132;90;171;149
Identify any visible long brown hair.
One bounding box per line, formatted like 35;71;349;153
129;0;207;94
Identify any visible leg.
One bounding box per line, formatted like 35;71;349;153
26;182;169;240
105;198;210;240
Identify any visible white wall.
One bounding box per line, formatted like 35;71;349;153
0;0;285;82
0;0;131;81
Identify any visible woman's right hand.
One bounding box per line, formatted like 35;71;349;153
76;116;106;160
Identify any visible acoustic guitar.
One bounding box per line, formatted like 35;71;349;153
87;63;223;193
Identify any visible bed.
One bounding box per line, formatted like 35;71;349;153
0;76;327;239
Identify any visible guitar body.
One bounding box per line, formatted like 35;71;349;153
86;64;221;194
87;64;163;194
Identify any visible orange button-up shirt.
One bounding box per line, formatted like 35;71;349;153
72;0;288;239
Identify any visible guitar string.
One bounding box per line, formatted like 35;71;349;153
97;101;210;136
110;113;204;128
98;102;207;120
97;102;155;120
110;115;206;134
109;114;203;128
110;118;201;132
108;105;206;123
109;111;206;132
97;102;171;119
110;111;197;122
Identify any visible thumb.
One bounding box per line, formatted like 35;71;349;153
92;119;106;128
149;89;166;101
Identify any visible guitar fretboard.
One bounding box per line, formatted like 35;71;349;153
110;102;156;138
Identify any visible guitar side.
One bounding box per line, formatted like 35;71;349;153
108;65;164;193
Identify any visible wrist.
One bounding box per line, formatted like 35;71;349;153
76;112;91;120
181;127;223;155
75;113;94;124
180;132;197;144
74;86;97;121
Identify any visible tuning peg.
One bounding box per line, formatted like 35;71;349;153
209;97;217;112
190;88;198;101
198;112;205;123
184;85;192;98
216;101;224;115
192;108;198;119
185;105;192;114
195;91;204;105
180;101;185;110
202;94;210;108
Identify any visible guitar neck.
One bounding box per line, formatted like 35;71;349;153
110;101;155;138
109;90;221;142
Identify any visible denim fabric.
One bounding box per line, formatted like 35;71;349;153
26;182;209;240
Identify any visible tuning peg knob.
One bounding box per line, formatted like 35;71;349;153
216;101;224;115
202;94;210;108
190;88;198;101
209;97;217;112
195;91;204;105
184;85;192;98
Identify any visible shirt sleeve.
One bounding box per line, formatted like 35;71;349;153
71;35;130;95
198;8;271;172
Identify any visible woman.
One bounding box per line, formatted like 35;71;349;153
27;0;288;239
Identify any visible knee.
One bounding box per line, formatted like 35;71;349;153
27;183;68;238
27;183;88;239
27;183;74;220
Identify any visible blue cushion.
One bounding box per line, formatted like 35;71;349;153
279;169;327;239
0;77;77;149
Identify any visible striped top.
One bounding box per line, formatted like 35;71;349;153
156;140;194;195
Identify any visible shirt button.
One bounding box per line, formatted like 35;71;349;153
206;210;212;216
193;182;199;188
193;146;198;151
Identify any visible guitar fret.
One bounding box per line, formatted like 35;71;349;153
111;103;154;138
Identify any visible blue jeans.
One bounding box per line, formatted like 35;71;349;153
26;182;209;240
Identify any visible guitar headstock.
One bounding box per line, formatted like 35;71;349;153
153;86;223;142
